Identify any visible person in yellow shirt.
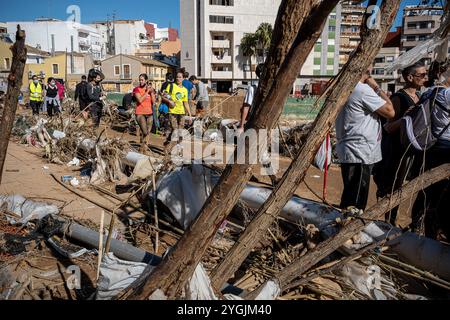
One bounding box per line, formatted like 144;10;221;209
29;75;43;115
161;71;191;144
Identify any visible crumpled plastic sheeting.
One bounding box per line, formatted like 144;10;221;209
96;254;281;300
96;253;152;300
187;264;218;300
336;260;427;300
386;37;446;72
157;165;213;230
0;194;59;224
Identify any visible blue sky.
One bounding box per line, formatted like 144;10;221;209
0;0;181;29
0;0;423;32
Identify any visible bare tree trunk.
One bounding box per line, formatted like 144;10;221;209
0;26;27;185
119;0;337;300
275;163;450;290
210;0;399;290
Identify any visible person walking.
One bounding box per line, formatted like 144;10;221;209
133;74;156;153
74;75;89;114
161;71;191;144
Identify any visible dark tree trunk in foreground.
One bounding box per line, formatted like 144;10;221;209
275;163;450;289
119;0;337;299
210;0;400;290
0;26;27;185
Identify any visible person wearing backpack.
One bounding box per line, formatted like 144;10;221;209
86;69;105;128
161;71;191;144
74;75;89;113
336;66;395;211
410;68;450;239
373;61;427;225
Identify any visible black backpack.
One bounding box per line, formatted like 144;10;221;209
400;87;450;151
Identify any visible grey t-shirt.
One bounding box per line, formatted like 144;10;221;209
336;82;386;165
197;81;209;102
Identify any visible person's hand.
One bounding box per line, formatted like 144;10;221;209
237;126;244;135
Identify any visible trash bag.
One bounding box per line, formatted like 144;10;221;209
313;136;332;171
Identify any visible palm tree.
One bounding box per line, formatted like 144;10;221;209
255;22;273;62
240;33;257;81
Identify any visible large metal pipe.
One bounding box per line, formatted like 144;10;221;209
64;221;161;265
238;186;450;282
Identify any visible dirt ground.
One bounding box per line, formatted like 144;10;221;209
0;114;414;229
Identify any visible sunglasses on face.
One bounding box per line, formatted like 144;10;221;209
412;73;428;79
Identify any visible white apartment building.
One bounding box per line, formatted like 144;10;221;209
181;0;283;92
6;19;105;60
113;20;149;55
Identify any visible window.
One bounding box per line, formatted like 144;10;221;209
418;35;428;41
114;65;120;76
52;64;59;74
372;68;384;75
4;58;10;69
123;64;131;78
407;22;417;29
209;15;234;24
328;25;336;32
406;35;416;42
374;57;385;64
115;83;121;92
386;56;394;62
209;0;234;5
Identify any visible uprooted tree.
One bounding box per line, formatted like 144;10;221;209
119;0;340;299
0;26;27;185
210;0;401;290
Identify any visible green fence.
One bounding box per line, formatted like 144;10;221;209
106;93;320;121
282;97;320;120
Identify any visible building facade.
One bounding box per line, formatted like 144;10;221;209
401;5;445;66
181;0;369;92
6;19;105;60
181;0;283;92
101;54;169;92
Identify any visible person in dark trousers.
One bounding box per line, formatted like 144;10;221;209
43;77;61;117
29;75;43;115
86;71;105;128
336;66;395;211
410;68;450;239
373;61;428;225
182;71;196;115
74;75;89;113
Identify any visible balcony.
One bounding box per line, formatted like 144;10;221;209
212;39;230;48
79;39;91;47
341;18;362;25
211;55;232;64
341;31;361;39
211;71;233;79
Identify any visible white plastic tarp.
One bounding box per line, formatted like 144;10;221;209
0;194;59;224
157;165;213;230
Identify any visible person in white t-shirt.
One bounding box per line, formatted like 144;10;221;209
237;64;265;134
336;66;395;211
